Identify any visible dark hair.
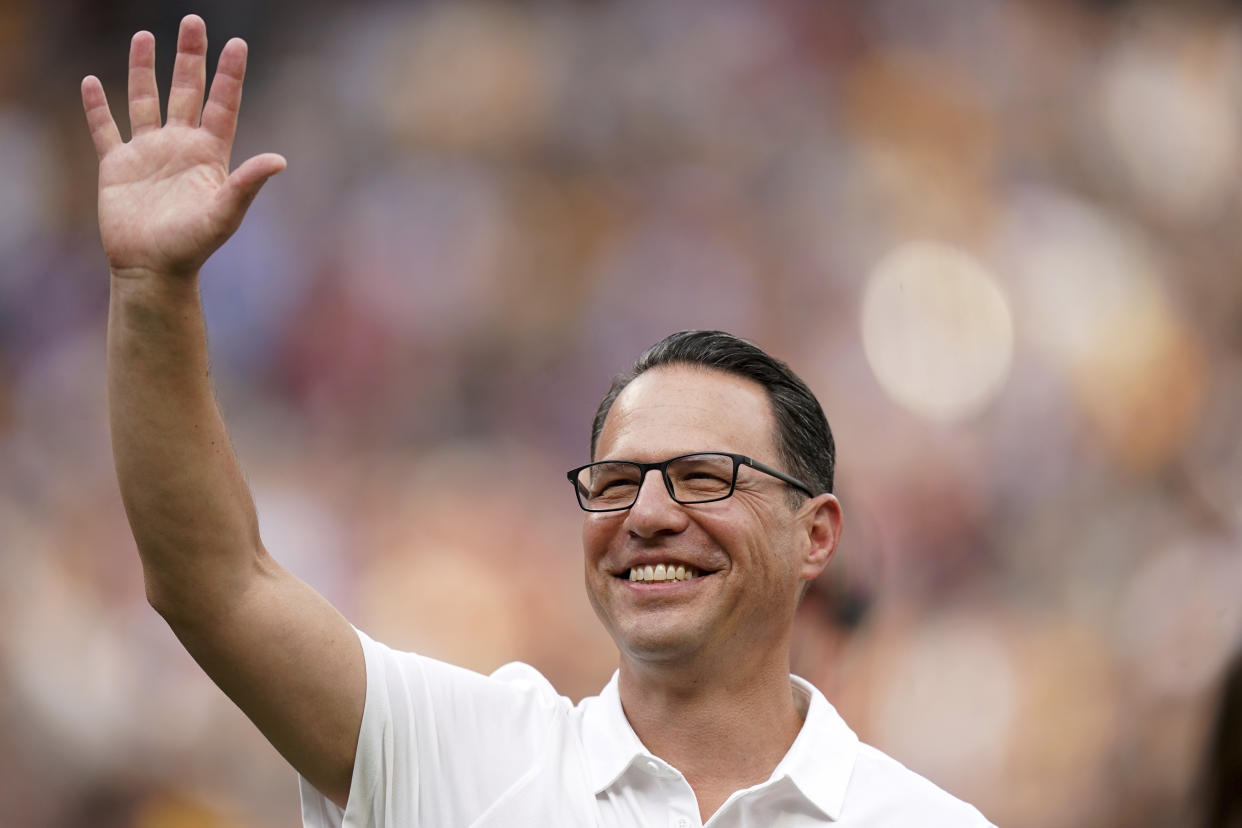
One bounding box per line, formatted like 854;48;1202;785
590;330;835;497
1200;645;1242;828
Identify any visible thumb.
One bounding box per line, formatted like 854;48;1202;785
221;152;287;219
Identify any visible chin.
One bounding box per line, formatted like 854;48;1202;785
611;619;707;665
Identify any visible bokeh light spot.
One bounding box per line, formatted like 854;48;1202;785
861;240;1014;422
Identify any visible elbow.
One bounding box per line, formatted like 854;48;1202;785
140;541;271;627
143;572;197;627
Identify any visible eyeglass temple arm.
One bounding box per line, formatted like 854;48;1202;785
741;456;816;498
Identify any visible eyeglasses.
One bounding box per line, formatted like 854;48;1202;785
567;452;815;512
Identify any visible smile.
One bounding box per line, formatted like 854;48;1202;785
627;563;703;583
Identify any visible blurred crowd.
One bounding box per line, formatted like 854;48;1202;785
2;0;1241;825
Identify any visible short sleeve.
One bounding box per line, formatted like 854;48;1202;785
298;628;571;828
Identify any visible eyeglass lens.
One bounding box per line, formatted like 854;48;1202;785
574;453;737;510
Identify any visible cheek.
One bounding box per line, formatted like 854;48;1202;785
581;514;614;561
750;517;802;582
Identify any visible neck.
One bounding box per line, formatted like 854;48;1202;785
616;649;805;821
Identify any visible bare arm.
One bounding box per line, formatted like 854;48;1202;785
83;15;362;806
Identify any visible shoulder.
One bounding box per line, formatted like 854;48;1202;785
488;660;575;713
845;742;995;826
361;631;564;704
489;660;561;696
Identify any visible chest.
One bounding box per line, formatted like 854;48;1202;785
464;756;826;828
593;769;828;828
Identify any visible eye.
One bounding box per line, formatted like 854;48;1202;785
681;469;729;482
585;464;641;502
596;477;637;494
669;456;734;496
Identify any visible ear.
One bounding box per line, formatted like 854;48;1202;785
797;493;843;582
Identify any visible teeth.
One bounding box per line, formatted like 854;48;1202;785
628;564;701;583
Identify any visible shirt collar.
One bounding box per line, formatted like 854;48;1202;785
581;671;858;821
582;671;652;794
773;674;859;820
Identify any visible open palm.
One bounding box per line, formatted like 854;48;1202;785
82;15;285;279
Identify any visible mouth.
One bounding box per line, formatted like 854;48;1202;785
619;563;708;584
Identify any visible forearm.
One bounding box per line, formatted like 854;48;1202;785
87;20;364;802
108;269;364;800
108;270;264;620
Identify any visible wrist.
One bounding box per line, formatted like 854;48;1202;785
109;268;203;313
109;262;201;282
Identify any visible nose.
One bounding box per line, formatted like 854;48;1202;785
624;469;689;538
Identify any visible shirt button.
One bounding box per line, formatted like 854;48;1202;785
677;820;689;828
645;759;661;773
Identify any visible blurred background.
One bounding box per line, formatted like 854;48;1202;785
2;0;1241;825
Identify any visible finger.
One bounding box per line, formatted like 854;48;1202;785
201;38;248;151
81;76;123;158
127;30;161;136
218;152;287;221
166;14;208;126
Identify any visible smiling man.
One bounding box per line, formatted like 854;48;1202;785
83;14;993;828
577;346;848;820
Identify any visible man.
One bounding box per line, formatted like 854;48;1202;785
82;15;993;827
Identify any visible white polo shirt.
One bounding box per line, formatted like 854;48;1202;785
300;630;994;827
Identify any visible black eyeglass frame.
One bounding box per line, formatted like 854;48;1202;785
566;452;816;512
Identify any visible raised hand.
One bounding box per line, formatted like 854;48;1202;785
81;14;286;279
